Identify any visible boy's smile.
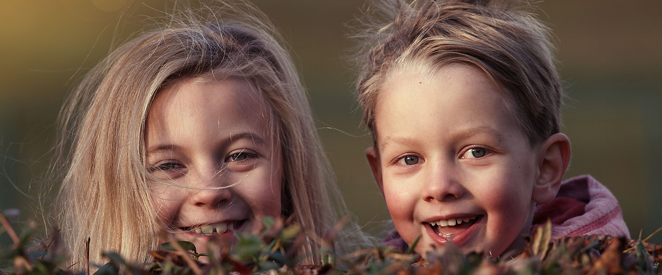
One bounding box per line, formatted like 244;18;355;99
367;64;546;257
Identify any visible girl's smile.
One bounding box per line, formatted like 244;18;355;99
145;76;283;255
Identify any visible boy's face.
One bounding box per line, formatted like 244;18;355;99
367;64;545;257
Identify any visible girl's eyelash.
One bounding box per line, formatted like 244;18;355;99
225;149;259;162
149;162;184;172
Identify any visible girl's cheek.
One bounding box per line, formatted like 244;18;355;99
150;188;185;221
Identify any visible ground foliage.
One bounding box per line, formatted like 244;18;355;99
1;212;660;275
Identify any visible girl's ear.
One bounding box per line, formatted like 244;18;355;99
366;147;384;194
533;133;572;204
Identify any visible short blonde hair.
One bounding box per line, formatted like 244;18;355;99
53;2;356;268
356;0;563;145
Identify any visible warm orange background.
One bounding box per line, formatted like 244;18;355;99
1;0;660;245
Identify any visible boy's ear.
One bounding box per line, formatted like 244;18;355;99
366;147;384;193
533;133;572;204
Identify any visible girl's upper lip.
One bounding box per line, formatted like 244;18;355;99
423;213;482;223
180;219;245;229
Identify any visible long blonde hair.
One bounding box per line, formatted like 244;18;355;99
52;2;361;269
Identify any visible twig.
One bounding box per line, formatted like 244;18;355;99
166;234;202;275
85;237;91;275
643;224;662;243
0;213;20;245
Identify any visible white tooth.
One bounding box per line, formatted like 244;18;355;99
438;220;448;227
448;219;456;226
216;223;227;233
456;219;463;225
195;228;202;234
201;225;214;235
463;218;470;222
430;221;437;226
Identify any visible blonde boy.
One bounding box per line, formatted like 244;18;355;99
355;0;630;257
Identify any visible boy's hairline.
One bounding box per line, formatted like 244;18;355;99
367;60;549;155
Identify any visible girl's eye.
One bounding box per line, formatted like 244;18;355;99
397;155;420;165
148;161;186;180
226;150;258;163
150;162;184;172
460;147;489;159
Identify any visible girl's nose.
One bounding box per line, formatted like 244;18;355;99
189;167;232;208
422;161;465;202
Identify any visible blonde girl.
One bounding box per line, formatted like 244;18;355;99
52;2;364;269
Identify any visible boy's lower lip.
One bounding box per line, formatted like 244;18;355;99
425;215;482;247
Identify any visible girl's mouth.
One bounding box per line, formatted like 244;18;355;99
427;215;481;240
181;220;246;236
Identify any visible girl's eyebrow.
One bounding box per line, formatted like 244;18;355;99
227;132;266;144
146;132;267;154
146;144;181;154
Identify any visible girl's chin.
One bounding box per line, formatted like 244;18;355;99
167;220;252;253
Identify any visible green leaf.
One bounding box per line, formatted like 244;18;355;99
160;241;197;254
93;261;118;275
280;225;300;240
406;235;421;255
262;216;275;229
102;252;127;265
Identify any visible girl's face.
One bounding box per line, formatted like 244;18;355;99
145;77;283;253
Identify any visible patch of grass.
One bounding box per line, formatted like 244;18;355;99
1;212;661;274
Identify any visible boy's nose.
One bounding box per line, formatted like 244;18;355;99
189;167;232;208
422;162;465;202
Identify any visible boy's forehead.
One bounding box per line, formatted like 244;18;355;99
373;63;532;151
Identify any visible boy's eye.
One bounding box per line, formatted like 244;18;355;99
460;147;488;159
398;155;420;165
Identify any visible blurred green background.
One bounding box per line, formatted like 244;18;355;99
1;0;660;245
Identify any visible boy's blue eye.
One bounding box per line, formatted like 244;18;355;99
461;147;489;159
403;155;419;165
470;148;486;158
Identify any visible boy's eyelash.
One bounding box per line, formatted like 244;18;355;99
392;154;422;166
460;146;492;159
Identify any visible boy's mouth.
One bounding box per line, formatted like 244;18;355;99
427;215;481;239
180;220;246;236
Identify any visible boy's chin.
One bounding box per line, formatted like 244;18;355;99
498;235;528;258
418;236;528;259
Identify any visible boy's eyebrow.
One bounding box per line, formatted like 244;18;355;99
146;132;267;154
450;127;503;141
379;137;418;152
379;126;503;152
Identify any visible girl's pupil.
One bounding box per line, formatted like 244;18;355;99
404;155;419;165
231;152;247;161
471;148;486;158
158;163;178;170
